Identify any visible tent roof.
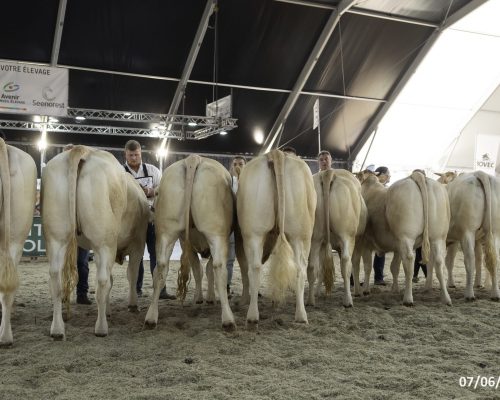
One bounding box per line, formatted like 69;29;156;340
0;0;482;160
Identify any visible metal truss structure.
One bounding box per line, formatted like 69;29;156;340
0;107;238;140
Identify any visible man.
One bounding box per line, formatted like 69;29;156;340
63;144;92;305
318;150;332;171
123;140;175;300
373;166;391;285
226;156;246;296
282;146;297;156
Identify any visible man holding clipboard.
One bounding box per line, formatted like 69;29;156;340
123;140;175;300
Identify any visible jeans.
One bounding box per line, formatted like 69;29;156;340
226;233;235;287
373;253;385;282
77;247;90;296
413;247;427;278
136;222;157;292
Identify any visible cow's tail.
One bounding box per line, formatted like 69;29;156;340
267;150;296;304
410;171;430;264
475;171;496;270
0;139;18;294
321;170;335;293
62;146;89;313
177;155;202;301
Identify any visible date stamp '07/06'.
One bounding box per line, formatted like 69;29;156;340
459;376;500;389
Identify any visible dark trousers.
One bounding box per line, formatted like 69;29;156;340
413;247;427;277
77;247;90;296
373;253;385;282
136;222;156;292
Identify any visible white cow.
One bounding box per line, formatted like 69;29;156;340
0;139;36;346
237;150;316;325
438;171;500;301
352;171;451;306
42;145;150;339
144;155;235;330
307;169;367;307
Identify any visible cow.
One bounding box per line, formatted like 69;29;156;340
352;171;452;306
42;145;150;339
307;169;367;307
0;139;37;346
144;155;236;330
237;149;316;326
437;171;500;301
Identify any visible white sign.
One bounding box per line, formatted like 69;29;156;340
313;98;319;129
0;61;68;116
206;94;232;118
474;134;499;174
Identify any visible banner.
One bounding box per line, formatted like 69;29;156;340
23;217;46;257
313;98;319;129
474;134;499;174
0;61;68;116
206;94;232;118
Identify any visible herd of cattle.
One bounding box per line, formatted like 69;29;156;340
1;138;499;347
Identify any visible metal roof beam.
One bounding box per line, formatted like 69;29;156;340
274;0;439;28
167;0;216;116
349;0;489;161
50;0;68;66
263;0;357;152
0;58;385;103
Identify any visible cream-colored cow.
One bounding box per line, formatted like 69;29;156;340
237;150;316;325
307;169;367;307
144;155;235;330
352;171;451;306
0;139;36;346
438;171;500;300
42;146;149;339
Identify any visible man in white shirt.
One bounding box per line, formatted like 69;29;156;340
124;140;175;300
317;150;332;171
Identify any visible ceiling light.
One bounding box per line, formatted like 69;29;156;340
220;130;227;135
188;121;197;127
124;112;131;116
49;117;58;123
253;128;264;144
75;116;86;121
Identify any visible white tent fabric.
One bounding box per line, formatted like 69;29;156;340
354;0;500;183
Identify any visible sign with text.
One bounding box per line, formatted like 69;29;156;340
313;98;319;129
22;217;46;257
0;61;68;116
474;134;499;174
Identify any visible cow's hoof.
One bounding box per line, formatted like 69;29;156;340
144;320;157;330
222;322;236;332
206;300;215;305
354;293;361;297
246;320;259;331
343;304;353;309
363;291;370;296
51;334;65;341
0;341;13;348
196;300;204;304
95;332;108;338
490;297;500;302
128;305;139;313
305;302;315;307
465;297;476;302
448;285;456;289
403;301;414;307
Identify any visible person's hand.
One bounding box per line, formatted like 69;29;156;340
142;186;151;197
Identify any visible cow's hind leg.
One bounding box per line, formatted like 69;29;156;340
94;247;115;337
206;256;215;304
48;241;67;340
306;239;321;306
461;233;476;301
244;235;264;327
484;238;500;301
431;240;452;306
445;242;458;288
208;235;235;331
390;253;401;294
339;238;354;308
0;291;15;347
399;240;415;306
144;232;177;329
